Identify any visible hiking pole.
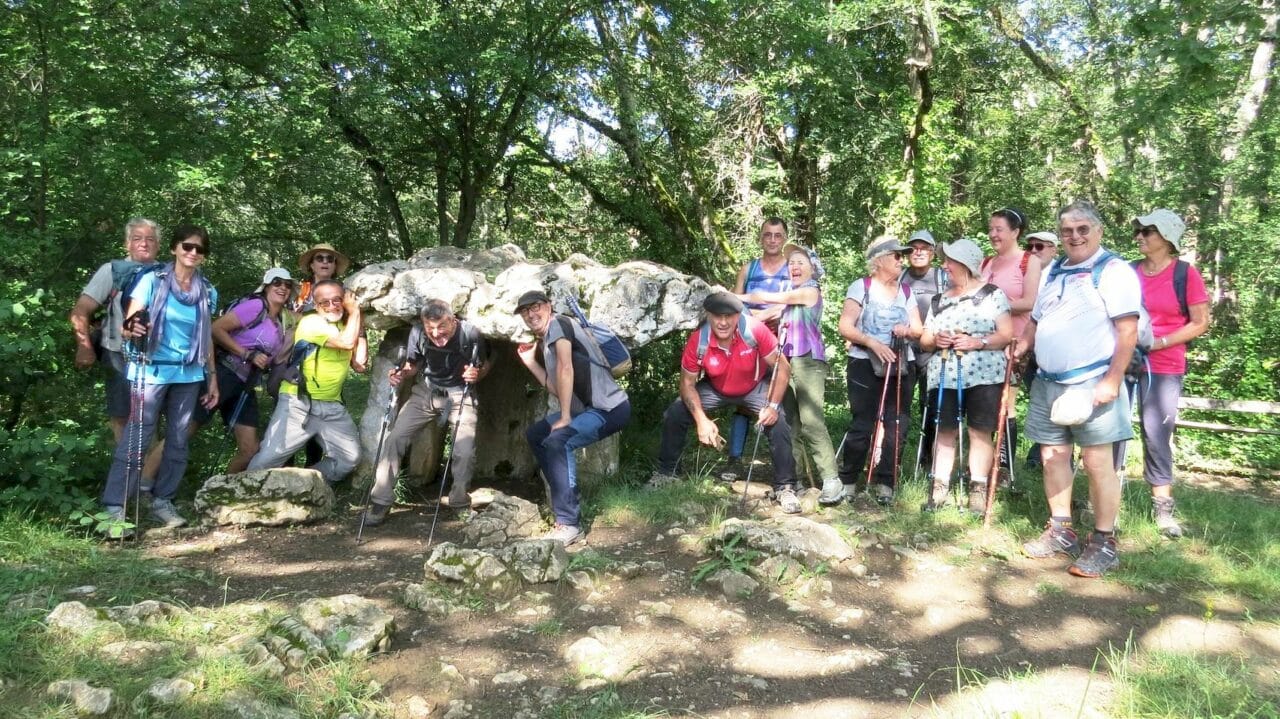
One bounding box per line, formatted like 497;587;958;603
121;308;150;543
226;366;261;436
954;347;966;508
891;338;905;493
984;340;1018;528
427;342;481;548
357;346;407;545
912;374;929;484
862;351;894;493
740;322;787;509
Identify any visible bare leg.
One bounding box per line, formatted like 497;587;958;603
1080;444;1120;532
1041;443;1075;518
228;424;260;474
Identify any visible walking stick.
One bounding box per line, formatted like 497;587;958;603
862;353;894;492
740;321;788;509
983;341;1018;528
120;308;150;542
357;346;407;545
954;348;966;507
427;342;481;548
912;374;929;484
891;339;905;493
927;349;950;492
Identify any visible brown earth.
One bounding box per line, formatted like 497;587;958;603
141;474;1280;718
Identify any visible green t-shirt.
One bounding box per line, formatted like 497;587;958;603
282;314;351;401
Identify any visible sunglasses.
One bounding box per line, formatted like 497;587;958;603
312;253;336;263
1026;242;1052;252
269;278;295;290
1134;226;1159;238
179;241;207;256
315;297;344;308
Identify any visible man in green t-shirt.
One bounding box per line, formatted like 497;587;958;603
248;280;366;483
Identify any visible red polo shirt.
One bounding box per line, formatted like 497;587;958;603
680;317;778;396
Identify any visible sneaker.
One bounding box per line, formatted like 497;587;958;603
543;524;582;545
150;499;187;529
775;487;802;514
447;488;472;510
645;471;680;491
1152;497;1183;539
967;481;988;516
874;484;894;507
99;506;135;539
362;503;391;527
1069;532;1119;578
818;478;846;506
1022;522;1081;559
716;458;745;483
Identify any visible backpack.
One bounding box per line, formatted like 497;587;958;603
694;314;764;382
109;259;166;310
564;293;632;378
222;294;271;334
1044;251;1153;381
265;340;317;399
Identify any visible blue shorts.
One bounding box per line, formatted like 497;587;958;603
1025;376;1133;447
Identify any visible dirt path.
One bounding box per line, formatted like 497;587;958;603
145;482;1280;718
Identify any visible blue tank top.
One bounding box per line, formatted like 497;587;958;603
744;258;790;310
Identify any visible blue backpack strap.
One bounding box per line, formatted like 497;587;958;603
738;314;757;349
695;322;712;363
1037;358;1111;383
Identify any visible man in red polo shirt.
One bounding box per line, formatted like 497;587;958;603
647;291;800;513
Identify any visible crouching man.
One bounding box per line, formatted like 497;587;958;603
248;280;365;482
515;289;631;546
364;300;491;527
649;291;800;513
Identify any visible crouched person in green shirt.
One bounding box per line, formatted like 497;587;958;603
248;280;366;483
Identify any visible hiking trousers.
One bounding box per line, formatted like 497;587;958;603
783;355;839;484
371;382;478;506
838;357;915;488
102;380;201;507
248;393;360;484
528;401;631;528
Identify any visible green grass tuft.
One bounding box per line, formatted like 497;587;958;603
1106;640;1280;718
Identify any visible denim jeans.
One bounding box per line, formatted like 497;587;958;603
527;401;631;527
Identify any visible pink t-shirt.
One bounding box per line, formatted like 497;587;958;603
981;251;1033;338
1140;262;1208;375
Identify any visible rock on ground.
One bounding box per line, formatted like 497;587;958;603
460;492;542;548
495;540;569;584
289;595;394;658
45;602;124;639
106;599;188;625
424;540;568;593
147;678;196;705
46;680;114;716
710;516;858;567
195;468;334;526
97;640;175;666
706;568;760;600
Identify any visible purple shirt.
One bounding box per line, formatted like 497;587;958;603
781;280;826;361
223;296;286;381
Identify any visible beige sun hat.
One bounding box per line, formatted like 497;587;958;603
298;243;351;277
1131;209;1186;252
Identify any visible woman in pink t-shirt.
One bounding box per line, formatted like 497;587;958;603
981;207;1042;482
1131;209;1210;538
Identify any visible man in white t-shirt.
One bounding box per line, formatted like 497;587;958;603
1014;200;1140;579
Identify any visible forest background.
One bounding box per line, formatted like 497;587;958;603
3;0;1278;512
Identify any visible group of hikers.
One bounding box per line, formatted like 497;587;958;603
72;197;1208;579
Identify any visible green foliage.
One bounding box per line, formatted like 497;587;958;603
692;532;763;585
542;685;669;719
1105;641;1279;718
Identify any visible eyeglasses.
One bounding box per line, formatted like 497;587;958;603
891;252;906;261
269;278;294;290
909;246;932;254
1134;226;1158;238
315;297;344;308
1058;224;1094;238
1026;242;1051;252
179;241;207;256
313;253;336;263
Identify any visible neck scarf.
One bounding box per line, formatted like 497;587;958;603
147;262;212;365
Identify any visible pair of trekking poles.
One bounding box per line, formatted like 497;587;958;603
356;344;478;546
826;336;907;504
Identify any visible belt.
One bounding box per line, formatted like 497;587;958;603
427;384;463;397
1037;358;1110;383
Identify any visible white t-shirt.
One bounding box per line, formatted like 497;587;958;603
1032;247;1141;383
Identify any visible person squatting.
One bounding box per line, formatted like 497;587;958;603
73;202;1207;578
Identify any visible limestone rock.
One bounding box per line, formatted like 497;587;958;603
195;468;334;526
425;543;515;594
710;517;856;567
147;678;196;705
495;540;569;584
290;595;395;658
98;640;175;666
47;679;114;716
45;602;123;638
106;599;187;625
403;694;433;718
565;571;595;594
403;585;455;619
756;555;805;585
222;690;302;719
460;492;542;548
706;568;759;600
492;671;528;685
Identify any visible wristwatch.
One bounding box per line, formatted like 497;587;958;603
980;336;989;348
766;402;780;412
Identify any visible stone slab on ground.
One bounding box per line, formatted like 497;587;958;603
195;469;335;526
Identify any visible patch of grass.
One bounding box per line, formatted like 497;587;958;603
692;532;761;585
531;617;566;637
1035;580;1064;597
585;475;731;528
566;548;613;573
1105;640;1279;718
542;685;669;719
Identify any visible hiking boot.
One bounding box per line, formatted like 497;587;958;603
150;499;187;529
1022;522;1081;559
447;487;472;510
818;478;846;506
99;506;135;539
543;524;582;546
716;458;745;483
645;471;680;491
874;484;894;507
1152;497;1183;539
775;487;802;514
967;481;988;516
362;503;391;527
921;480;949;512
1069;532;1119;578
